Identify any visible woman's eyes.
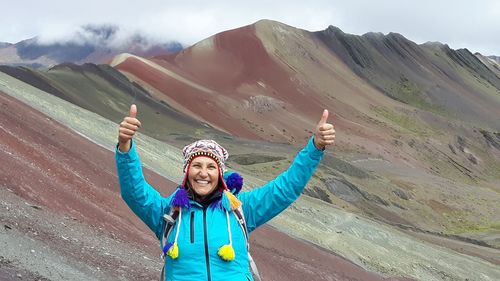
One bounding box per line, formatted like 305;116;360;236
192;164;216;169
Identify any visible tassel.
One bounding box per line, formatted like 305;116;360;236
168;208;182;259
224;190;241;210
162;242;173;255
218;244;235;261
167;242;179;259
171;187;191;209
218;210;235;261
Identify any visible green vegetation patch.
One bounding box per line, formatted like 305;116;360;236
230;154;286;165
385;76;445;114
444;210;500;235
373;106;431;136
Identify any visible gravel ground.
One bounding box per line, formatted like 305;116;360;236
0;188;162;281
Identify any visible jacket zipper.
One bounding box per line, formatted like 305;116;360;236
190;211;195;243
203;207;211;281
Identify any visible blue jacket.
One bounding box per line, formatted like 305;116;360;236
115;137;324;281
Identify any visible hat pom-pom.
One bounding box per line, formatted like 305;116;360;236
225;172;243;194
167;242;179;259
217;244;235;261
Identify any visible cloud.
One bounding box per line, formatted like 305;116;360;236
1;0;499;55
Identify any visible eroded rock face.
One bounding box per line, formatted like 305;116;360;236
243;95;285;113
480;130;500;150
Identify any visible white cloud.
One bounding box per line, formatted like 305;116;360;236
1;0;499;55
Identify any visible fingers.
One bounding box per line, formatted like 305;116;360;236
123;117;141;128
316;129;336;141
314;133;336;148
119;118;140;136
318;123;334;131
119;120;137;130
319;134;336;140
119;127;136;136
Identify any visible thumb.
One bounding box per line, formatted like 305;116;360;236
317;109;328;126
129;104;137;118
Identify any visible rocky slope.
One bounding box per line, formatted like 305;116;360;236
2;71;500;280
1;73;408;280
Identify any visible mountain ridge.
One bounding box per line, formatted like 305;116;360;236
0;25;183;68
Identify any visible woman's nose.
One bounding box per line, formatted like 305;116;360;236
199;168;209;177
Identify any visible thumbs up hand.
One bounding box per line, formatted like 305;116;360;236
313;109;335;150
118;104;142;152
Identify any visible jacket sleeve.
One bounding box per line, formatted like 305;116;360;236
115;140;171;239
238;137;324;232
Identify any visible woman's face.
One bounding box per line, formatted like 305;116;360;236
188;156;219;198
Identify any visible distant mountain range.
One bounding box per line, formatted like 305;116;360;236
0;24;183;68
488;55;500;63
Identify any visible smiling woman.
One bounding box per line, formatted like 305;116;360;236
115;104;335;281
187;156;220;199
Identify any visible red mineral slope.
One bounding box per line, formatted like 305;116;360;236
0;91;174;247
113;20;405;155
112;23;366;144
1;91;409;280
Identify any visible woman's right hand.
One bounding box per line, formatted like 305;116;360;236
118;104;141;152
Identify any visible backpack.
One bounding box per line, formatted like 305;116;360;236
159;206;262;281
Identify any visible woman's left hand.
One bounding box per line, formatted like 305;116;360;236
313;109;336;150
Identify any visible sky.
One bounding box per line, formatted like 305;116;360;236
1;0;499;56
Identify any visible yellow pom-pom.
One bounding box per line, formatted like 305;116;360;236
217;244;235;261
167;242;179;259
224;190;241;210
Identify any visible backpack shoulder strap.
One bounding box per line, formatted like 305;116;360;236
234;207;249;247
161;208;179;257
234;207;262;281
160;208;179;281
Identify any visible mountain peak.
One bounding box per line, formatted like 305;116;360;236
386;32;407;40
254;19;281;25
325;25;344;34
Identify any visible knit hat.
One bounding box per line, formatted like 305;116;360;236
182;140;228;172
165;139;244;262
